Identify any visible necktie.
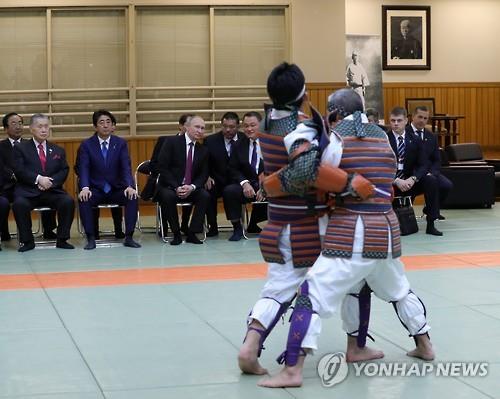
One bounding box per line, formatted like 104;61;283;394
250;141;257;172
228;139;235;156
101;141;111;193
395;136;405;179
184;142;194;185
417;130;424;140
38;143;46;172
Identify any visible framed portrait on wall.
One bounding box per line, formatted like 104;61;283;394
382;5;431;70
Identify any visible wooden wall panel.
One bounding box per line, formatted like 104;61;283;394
307;82;500;150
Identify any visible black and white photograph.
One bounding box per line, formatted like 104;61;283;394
382;5;431;70
345;34;384;118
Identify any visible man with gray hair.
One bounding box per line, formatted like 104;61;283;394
12;114;75;252
260;88;433;388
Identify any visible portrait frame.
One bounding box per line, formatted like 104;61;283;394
382;5;431;70
405;97;435;118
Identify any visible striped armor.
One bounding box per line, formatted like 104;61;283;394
322;117;402;259
258;112;327;268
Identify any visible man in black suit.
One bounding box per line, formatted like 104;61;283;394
12;114;75;252
76;110;141;250
386;106;442;236
223;111;267;241
407;106;453;221
156;115;210;245
204;112;244;237
0;112;57;241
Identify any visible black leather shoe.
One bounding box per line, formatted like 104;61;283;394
18;241;35;252
206;228;219;237
246;224;262;234
228;227;244;242
186;232;203;244
114;230;126;239
56;240;75;249
124;236;141;248
426;222;443;236
43;231;58;240
84;238;96;250
437;214;446;221
170;233;182;246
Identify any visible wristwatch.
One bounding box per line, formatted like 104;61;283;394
410;176;417;182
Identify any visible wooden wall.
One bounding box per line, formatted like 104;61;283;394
54;81;500;198
307;82;500;150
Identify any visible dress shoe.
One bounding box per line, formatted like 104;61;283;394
18;241;35;252
56;240;75;249
426;221;443;236
206;227;219;237
228;226;244;242
246;223;262;234
124;236;141;248
437;214;446;221
114;230;126;239
1;233;11;242
84;237;96;250
43;231;58;240
186;232;203;244
170;233;183;246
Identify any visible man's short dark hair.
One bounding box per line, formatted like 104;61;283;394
3;112;22;129
92;110;116;127
220;112;239;124
390;106;407;118
327;88;363;118
179;113;194;126
267;62;306;109
413;105;429;115
365;108;379;120
242;111;262;122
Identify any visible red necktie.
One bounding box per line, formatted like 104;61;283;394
38;143;46;172
183;142;194;185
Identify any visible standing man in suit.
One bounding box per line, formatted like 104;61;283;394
204;112;244;237
386;106;442;236
156;115;210;245
407;106;453;220
223;111;267;241
0;112;57;241
12;114;75;252
77;110;140;250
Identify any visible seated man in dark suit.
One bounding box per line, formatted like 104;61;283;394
223;111;267;241
148;113;194;235
12;114;75;252
156;115;210;245
204;112;244;237
77;110;140;250
386;106;442;236
406;105;453;221
0;112;57;241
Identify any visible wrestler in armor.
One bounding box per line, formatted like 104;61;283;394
238;63;378;375
259;88;434;388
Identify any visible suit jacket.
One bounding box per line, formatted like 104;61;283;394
13;139;69;198
205;131;244;189
406;125;441;175
76;133;134;191
0;137;29;191
157;134;209;190
228;137;264;189
149;135;170;177
386;129;427;181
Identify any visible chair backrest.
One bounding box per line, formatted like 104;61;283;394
445;143;484;162
405;97;436;118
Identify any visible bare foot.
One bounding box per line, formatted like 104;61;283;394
347;346;385;362
258;365;303;388
346;335;384;362
238;329;268;375
407;334;435;361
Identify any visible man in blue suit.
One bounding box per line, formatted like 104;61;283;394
77;110;140;250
